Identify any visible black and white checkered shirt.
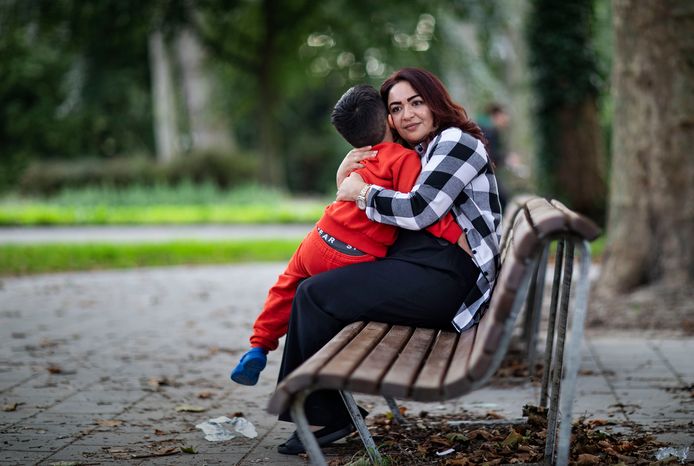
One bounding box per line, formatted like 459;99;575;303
365;127;503;331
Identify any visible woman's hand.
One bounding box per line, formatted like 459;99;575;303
336;172;366;202
336;146;377;188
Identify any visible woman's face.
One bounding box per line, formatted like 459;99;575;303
387;80;436;145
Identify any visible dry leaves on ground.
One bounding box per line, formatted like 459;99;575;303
329;406;674;465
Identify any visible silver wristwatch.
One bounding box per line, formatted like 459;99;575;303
356;184;372;210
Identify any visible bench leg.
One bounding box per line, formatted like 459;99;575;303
384;396;407;424
540;239;565;407
525;244;550;378
555;240;591;466
544;239;572;464
340;391;382;464
289;390;328;466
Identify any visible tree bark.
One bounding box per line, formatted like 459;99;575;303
600;0;694;293
257;0;284;187
176;27;237;154
148;29;179;163
556;99;607;223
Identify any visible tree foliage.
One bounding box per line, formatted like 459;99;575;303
1;0;530;194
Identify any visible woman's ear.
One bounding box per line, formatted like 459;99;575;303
387;114;395;129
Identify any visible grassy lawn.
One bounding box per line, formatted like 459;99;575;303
0;184;604;275
0;183;326;226
0;240;301;276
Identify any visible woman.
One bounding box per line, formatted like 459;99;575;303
275;67;502;455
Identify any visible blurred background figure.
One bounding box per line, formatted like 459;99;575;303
479;103;525;212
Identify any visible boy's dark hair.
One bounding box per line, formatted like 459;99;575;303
331;85;388;147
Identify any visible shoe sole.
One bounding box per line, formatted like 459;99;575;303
277;424;355;455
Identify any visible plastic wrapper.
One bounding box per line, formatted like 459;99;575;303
195;416;258;442
654;446;690;464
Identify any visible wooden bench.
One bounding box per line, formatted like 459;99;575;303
267;196;600;466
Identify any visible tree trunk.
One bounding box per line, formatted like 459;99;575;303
148;29;179;163
600;0;694;294
556;98;607;223
176;27;237;154
257;0;284;188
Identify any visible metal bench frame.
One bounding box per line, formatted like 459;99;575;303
268;197;598;466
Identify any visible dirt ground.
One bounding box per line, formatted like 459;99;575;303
587;283;694;336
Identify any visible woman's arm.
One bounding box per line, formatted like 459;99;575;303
362;127;490;230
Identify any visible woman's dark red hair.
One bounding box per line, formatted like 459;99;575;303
380;67;487;145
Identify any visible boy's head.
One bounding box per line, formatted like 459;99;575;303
331;85;388;147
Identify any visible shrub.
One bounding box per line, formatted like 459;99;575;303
18;151;259;196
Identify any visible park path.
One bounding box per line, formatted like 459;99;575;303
0;227;692;464
0;224;312;244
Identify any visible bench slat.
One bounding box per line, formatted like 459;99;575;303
412;331;459;400
281;321;366;394
317;321;390;388
347;325;413;393
381;328;436;398
442;326;477;397
466;312;505;382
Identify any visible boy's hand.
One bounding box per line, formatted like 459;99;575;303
336;146;377;188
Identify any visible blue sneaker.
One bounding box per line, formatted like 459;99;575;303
231;347;267;385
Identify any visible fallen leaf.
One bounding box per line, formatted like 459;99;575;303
175;404;206;413
2;402;19;412
501;428;523;447
96;419;124;427
147;376;172;390
107;446;131;460
154;429;167;435
445;433;469;443
577;453;601;464
485;411;505;419
197;391;214;399
47;364;63;374
467;428;493;440
131;446;179;458
180;446;197;454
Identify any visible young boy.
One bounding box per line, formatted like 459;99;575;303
231;85;464;385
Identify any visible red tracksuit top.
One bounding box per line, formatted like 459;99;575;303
317;142;462;257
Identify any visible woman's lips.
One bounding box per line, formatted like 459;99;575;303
404;123;420;132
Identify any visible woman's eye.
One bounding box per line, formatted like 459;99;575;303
390;106;401;114
412;100;423;107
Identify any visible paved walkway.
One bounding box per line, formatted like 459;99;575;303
0;225;312;244
1;262;693;464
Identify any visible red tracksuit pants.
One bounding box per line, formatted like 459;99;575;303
250;227;376;351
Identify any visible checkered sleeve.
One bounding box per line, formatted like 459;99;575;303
365;127;488;229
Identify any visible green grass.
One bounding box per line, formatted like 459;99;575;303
0;240;301;276
0;183;327;226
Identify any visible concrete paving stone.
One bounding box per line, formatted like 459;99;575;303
24;413;100;430
0;432;75;452
0;407;47;425
39;443;123;463
572;393;626;422
130;452;246;465
43;400;131;415
72;430;195;447
0;450;47;464
574;375;613;394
